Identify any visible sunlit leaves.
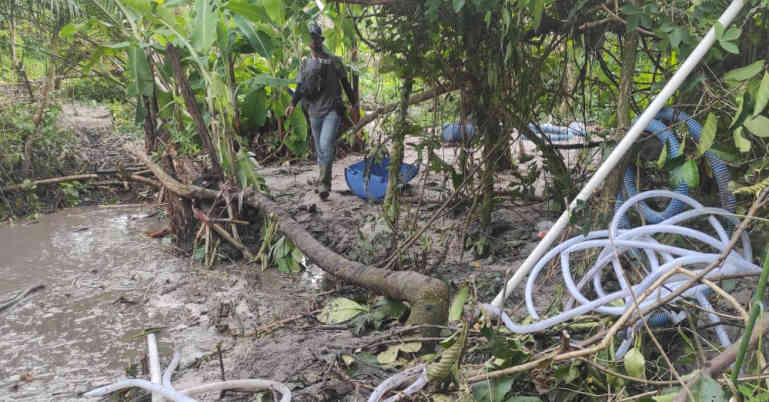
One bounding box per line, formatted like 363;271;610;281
671;159;699;189
734;127;751;153
262;0;284;25
743;115;769;138
723;60;764;82
696;113;717;158
232;15;274;58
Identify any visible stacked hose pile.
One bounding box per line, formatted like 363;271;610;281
483;190;759;355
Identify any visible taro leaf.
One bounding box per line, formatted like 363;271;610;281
122;0;152;16
471;376;514;402
505;397;542;402
623;348;646;379
734;127;751;153
286;109;309;156
316;297;368;324
126;44;153;97
243;87;267;129
263;0;284;25
744;115;769;138
696;113;717;158
449;285;469;322
724;60;765;82
376;342;421;364
246;74;294;89
191;0;216;52
755;72;769;116
452;0;465;12
233;15;273;58
691;375;726;402
224;0;267;22
671;159;699;189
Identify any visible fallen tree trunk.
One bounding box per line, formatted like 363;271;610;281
2;173;160;192
125;143;449;330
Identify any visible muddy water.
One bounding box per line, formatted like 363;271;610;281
0;206;193;401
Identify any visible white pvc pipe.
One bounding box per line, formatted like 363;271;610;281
147;333;162;402
491;0;746;308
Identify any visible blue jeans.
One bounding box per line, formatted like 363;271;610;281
309;110;341;166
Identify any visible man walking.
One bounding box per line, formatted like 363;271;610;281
285;22;356;201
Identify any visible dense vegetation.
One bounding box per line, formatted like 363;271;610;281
3;0;769;400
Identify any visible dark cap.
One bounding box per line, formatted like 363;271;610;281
308;22;323;38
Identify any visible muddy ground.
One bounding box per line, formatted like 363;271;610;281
2;102;569;402
5;102;751;402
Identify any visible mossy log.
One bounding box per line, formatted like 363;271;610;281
125;143;449;330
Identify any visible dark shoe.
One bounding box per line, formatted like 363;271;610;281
319;189;330;201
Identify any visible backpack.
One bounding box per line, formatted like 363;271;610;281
299;58;329;102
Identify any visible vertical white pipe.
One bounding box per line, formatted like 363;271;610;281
491;0;746;308
147;333;163;402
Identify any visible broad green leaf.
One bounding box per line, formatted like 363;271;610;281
670;28;684;49
754;72;769;116
452;0;465;12
734;127;751;153
224;0;266;22
59;23;79;40
471;376;514;402
122;0;152;16
624;348;646;379
744;115;769;137
246;74;294;89
707;147;739;163
505;397;542;402
714;22;724;40
696;113;718;158
316;297;368;324
691;375;726;402
286;109;309;156
191;0;217;52
652;393;676;402
724;60;765;82
233;16;274;58
263;0;284;25
671;159;699;189
126;45;153;97
723;27;742;41
720;40;739;55
449;286;469;322
243;87;267;128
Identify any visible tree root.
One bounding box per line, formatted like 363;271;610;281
124;143;449;331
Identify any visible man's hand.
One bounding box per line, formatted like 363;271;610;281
284;104;295;117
